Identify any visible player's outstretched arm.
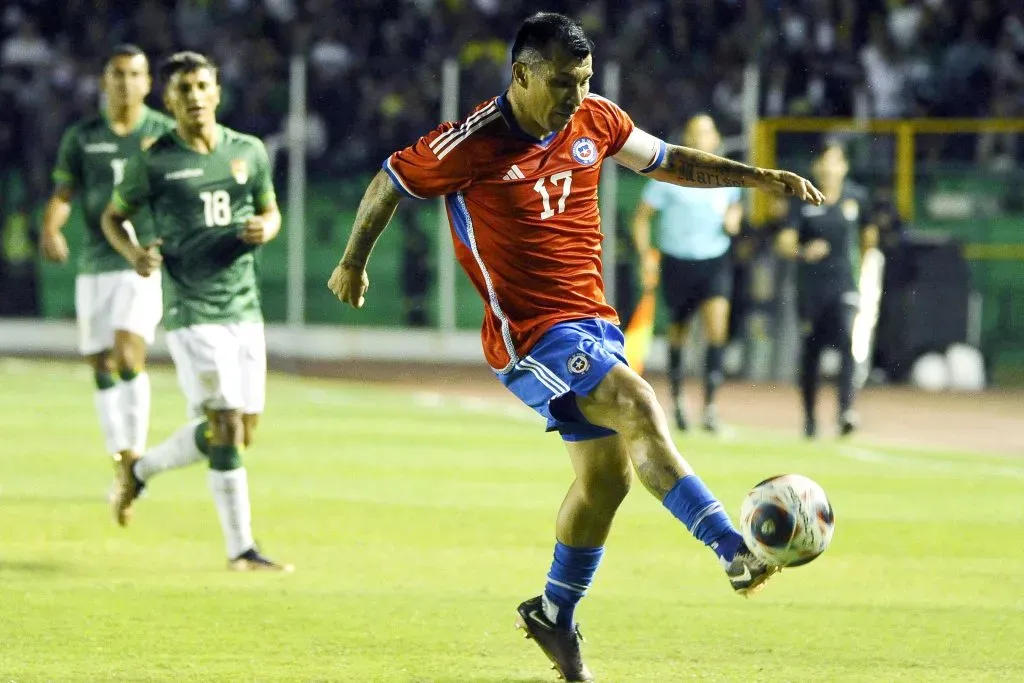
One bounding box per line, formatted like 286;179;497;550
39;187;75;263
649;145;825;205
327;169;403;308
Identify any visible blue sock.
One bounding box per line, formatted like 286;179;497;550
542;542;604;628
663;475;743;561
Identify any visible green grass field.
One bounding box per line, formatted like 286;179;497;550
1;359;1022;682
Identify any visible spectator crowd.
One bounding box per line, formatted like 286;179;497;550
2;0;1023;203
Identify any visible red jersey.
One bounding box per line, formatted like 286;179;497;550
386;93;654;372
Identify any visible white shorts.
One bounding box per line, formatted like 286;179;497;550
166;322;266;419
75;270;163;355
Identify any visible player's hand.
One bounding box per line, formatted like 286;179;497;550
641;249;660;292
240;216;273;245
328;261;369;308
134;240;163;277
757;169;825;205
39;230;70;263
803;239;831;263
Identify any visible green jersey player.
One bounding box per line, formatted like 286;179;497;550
40;44;174;475
101;51;290;572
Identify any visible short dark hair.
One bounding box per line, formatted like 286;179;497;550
818;139;848;160
511;12;592;69
159;51;218;84
107;44;146;64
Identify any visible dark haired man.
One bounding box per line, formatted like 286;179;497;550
42;45;175;484
102;52;289;572
330;14;824;681
777;142;878;438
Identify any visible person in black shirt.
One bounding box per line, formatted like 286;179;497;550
776;143;878;438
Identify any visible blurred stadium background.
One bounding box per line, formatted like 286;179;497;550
1;0;1023;388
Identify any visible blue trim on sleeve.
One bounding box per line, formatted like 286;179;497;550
639;140;667;174
381;158;424;200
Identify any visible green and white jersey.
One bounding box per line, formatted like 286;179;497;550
113;125;276;330
52;106;175;274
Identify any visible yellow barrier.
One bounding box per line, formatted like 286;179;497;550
962;244;1024;261
752;117;1024;224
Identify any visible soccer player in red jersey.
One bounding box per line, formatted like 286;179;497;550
329;13;824;681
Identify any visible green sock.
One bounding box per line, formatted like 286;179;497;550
208;444;242;471
193;421;212;456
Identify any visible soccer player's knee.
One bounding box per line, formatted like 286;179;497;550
614;381;661;435
666;323;687;346
208;410;245;471
578;460;632;509
209;409;244;444
89;353;116;389
595;464;633;503
706;322;729;346
242;417;259;448
242;431;255;448
114;347;139;378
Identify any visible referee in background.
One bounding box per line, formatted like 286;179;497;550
776;142;878;438
632;114;743;432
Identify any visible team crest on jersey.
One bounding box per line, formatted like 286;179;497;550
841;199;859;221
571;137;598;166
567;352;591;375
231;159;249;184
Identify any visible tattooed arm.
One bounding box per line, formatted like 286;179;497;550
327;169;404;308
647;145;825;205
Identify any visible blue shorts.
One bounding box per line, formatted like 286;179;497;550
498;318;626;442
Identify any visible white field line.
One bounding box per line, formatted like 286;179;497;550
834;445;1024;479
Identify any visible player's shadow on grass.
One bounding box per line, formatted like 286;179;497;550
0;559;68;574
438;677;555;683
2;494;109;505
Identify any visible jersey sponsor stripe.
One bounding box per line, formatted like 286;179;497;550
447;191;518;372
428;102;497;154
434;110;502;161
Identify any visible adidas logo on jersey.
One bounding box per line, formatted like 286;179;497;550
501;164;525;181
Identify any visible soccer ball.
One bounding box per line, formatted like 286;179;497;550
739;474;835;568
